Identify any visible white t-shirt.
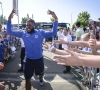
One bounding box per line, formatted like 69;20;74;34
62;34;72;49
76;28;84;40
57;31;64;40
20;38;25;47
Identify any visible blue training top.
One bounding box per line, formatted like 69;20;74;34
7;21;58;59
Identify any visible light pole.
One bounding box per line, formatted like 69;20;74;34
32;14;34;19
71;12;74;29
0;2;4;25
17;0;19;29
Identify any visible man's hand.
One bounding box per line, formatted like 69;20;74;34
88;33;100;55
47;10;58;21
53;50;81;66
89;33;96;52
42;42;55;52
8;9;16;21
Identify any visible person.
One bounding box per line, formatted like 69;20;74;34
0;62;4;70
75;22;84;41
0;24;2;34
61;28;72;73
7;9;58;90
57;28;63;50
0;36;4;62
0;82;5;90
52;33;100;68
2;32;9;60
18;38;25;72
0;62;5;90
52;49;100;68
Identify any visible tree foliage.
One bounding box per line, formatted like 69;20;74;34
50;17;54;22
0;15;7;24
98;18;100;22
21;14;31;24
77;11;90;27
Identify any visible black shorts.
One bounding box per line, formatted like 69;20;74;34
23;57;44;79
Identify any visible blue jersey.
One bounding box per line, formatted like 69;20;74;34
3;38;9;48
7;20;58;59
0;41;4;54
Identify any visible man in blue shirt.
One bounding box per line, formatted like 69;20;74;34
7;9;58;90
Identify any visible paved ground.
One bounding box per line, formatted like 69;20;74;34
0;47;87;90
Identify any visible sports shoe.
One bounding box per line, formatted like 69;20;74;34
39;79;44;86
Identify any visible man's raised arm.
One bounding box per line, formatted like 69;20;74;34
41;10;58;38
7;9;23;38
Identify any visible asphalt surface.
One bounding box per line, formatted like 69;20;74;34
0;47;86;90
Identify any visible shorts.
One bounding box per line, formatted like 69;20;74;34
23;57;44;79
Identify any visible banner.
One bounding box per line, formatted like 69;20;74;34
13;0;18;15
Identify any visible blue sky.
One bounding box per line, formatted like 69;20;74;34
0;0;100;24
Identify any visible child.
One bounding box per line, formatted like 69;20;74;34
0;62;5;90
2;32;9;60
0;36;4;62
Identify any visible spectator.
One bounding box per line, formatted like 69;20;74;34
75;22;84;41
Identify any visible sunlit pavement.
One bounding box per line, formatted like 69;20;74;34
0;47;86;90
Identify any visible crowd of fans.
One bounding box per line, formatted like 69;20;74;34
0;25;21;89
43;20;100;89
0;19;100;89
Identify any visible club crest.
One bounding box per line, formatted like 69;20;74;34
35;35;38;38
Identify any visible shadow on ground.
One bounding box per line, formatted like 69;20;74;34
0;49;86;90
0;80;86;90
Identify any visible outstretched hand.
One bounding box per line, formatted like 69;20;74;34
53;49;81;66
42;42;52;49
54;39;67;44
42;42;56;52
89;33;96;52
8;9;16;20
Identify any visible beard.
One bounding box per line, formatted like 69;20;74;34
27;27;34;33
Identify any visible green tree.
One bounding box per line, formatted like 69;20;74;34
0;15;7;24
50;17;54;22
77;11;90;27
72;23;75;29
98;18;100;22
21;14;30;24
